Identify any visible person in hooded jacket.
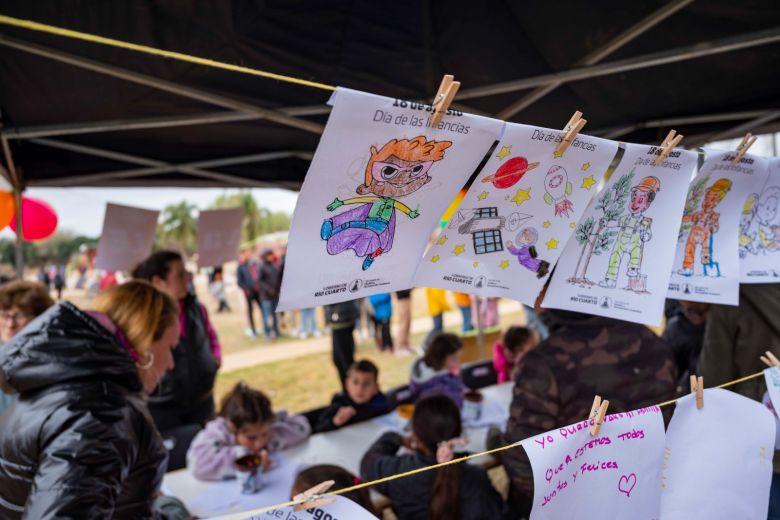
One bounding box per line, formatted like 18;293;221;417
0;280;180;519
133;250;222;431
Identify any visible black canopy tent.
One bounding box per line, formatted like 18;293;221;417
0;0;778;192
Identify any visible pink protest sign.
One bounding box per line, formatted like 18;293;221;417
95;203;159;272
198;208;244;268
520;405;665;519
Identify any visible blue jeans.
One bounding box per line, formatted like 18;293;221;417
300;308;317;336
333;217;389;235
769;472;780;520
424;313;444;348
260;299;280;338
523;305;550;340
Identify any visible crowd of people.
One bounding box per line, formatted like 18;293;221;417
0;249;778;519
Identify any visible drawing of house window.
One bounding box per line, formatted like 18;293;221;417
449;206;506;255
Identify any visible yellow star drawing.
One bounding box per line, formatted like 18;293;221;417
542;220;551;229
581;162;591;171
546;238;559;250
436;235;448;246
477;191;489;201
496;145;512;159
452;244;466;256
473;261;479;268
569;222;576;228
581;175;596;190
511;187;531;206
553;150;563;158
499;260;510;270
431;255;440;263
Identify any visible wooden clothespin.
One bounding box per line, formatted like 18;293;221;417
555;111;587;157
654;129;684;166
429;74;461;127
760;350;780;369
589;395;609;436
690;375;704;410
732;132;758;164
293;480;336;512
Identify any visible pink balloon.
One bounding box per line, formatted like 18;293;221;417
10;196;58;241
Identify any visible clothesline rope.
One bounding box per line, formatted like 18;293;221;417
238;370;766;517
0;14;337;92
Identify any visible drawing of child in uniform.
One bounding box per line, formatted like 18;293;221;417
678;178;732;277
505;227;550;278
597;176;660;289
321;137;451;270
755;186;779;252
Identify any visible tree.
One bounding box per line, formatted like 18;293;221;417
569;170;635;285
158;201;198;254
679;174;710;241
211;191;291;243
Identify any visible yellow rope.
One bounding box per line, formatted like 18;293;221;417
232;370;767;517
0;14;337;92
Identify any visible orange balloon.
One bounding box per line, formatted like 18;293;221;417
0;191;14;231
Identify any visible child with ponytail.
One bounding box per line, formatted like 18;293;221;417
187;382;310;481
360;394;503;520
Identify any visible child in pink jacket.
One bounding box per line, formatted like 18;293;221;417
186;382;310;481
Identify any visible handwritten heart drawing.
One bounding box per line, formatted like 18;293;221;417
618;473;637;497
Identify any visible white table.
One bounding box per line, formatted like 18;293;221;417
163;382;513;517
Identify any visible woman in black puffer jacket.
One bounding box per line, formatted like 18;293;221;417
0;281;180;519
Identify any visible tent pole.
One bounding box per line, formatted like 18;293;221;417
497;0;694;119
458;26;780;100
1;133;24;279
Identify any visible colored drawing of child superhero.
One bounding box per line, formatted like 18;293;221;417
321;136;451;270
598;176;660;289
679;178;732;277
505;227;549;278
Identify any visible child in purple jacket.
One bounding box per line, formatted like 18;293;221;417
409;332;465;408
186;382;310;481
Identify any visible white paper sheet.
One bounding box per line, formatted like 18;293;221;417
740;156;780;283
666;149;767;305
520;405;666;520
212;494;379;520
659;389;775;520
278;88;503;311
182;455;302;517
764;368;780;449
543;143;697;325
413;122;618;305
94;203;159;271
198;207;245;268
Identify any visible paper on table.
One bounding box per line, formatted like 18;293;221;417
462;399;509;429
667;149;768;305
198;207;245;268
278;87;504;311
184;455;302;517
543;142;697;326
413;122;619;305
211;494;379;520
520;405;665;520
659;389;775;519
740;156;780;283
94;203;159;271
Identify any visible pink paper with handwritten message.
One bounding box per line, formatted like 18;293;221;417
520;405;665;519
659;389;774;519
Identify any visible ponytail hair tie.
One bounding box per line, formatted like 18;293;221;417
352;475;361;485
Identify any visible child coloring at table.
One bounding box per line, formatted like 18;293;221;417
409;332;465;407
314;359;390;433
187;382;310;481
360;394;503;520
291;464;378;516
493;325;539;384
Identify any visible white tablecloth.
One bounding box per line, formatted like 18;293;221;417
163;382;513;517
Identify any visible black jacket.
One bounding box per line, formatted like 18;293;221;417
236;261;258;294
149;295;218;412
360;432;503;520
0;302;167;519
257;260;282;300
314;391;389;433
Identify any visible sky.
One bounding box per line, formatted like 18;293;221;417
0;187;299;238
2;135;777;239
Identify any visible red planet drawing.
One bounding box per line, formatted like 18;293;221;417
481;156;540;189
